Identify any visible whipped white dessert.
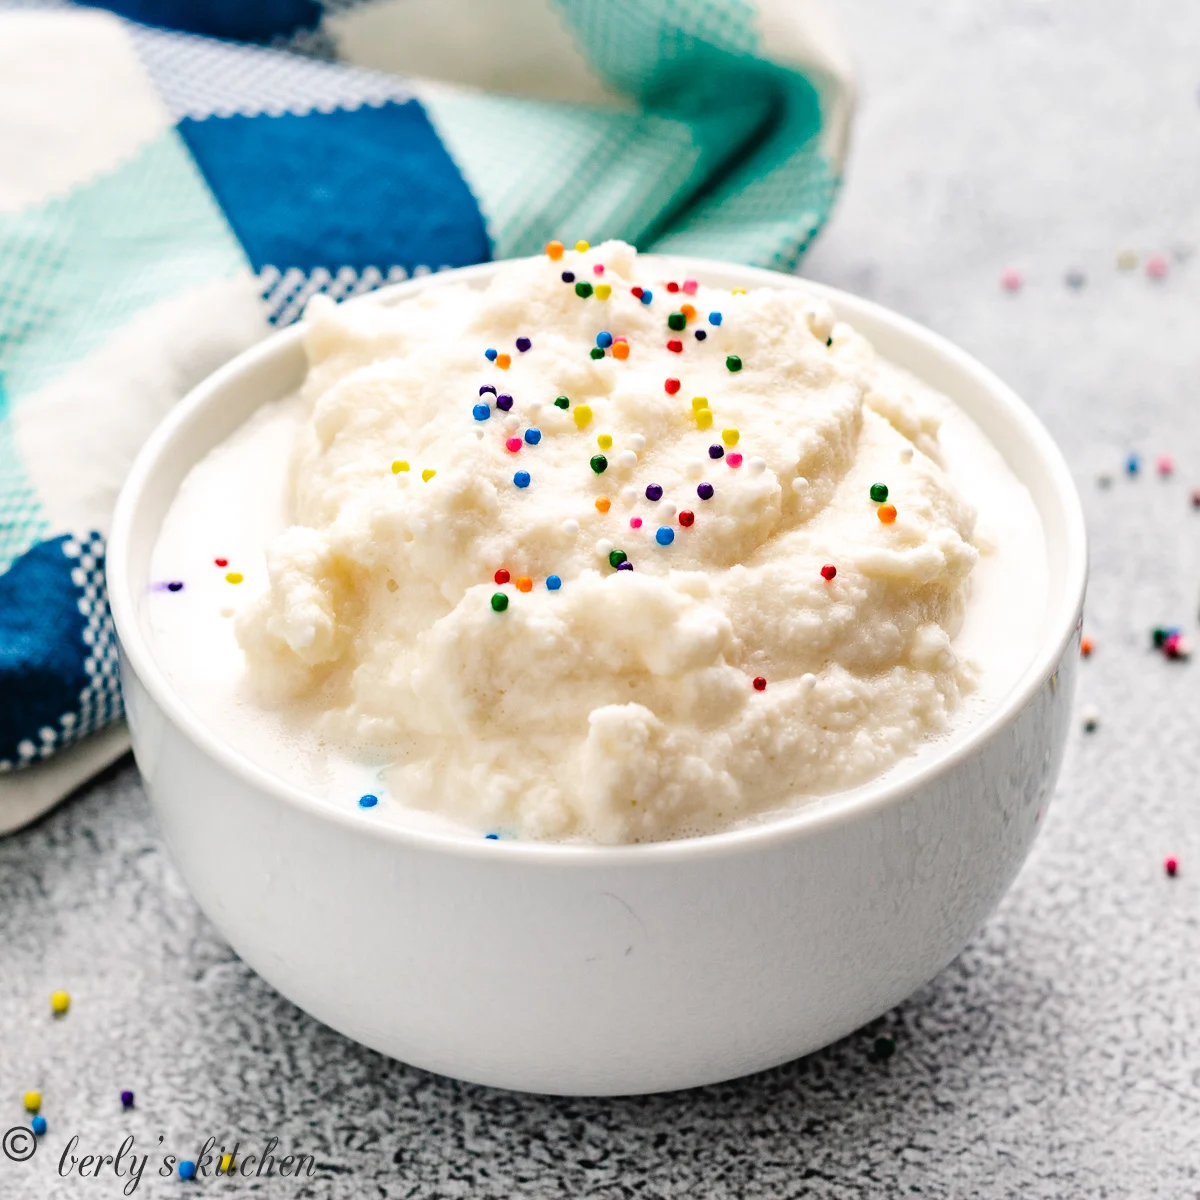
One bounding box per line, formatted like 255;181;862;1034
149;243;1047;843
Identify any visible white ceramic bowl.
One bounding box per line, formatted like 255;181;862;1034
108;258;1086;1096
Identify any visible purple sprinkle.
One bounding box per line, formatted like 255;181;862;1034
166;581;183;592
645;484;663;502
694;329;707;341
120;1091;134;1109
496;394;514;411
479;384;497;396
709;444;725;460
616;561;634;571
697;482;714;500
561;271;576;283
516;336;532;352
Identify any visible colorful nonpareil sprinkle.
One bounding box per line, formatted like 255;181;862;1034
630;517;642;529
1126;453;1139;475
878;504;898;524
524;428;542;445
678;510;695;527
722;429;739;446
392;460;409;473
575;281;593;298
494;568;510;584
574;404;593;428
165;581;183;592
596;284;612;300
491;593;509;612
597;434;613;450
596;331;613;348
473;403;490;421
121;1091;135;1109
50;990;69;1015
697;482;714;500
516;576;533;593
546;240;564;260
575;240;590;252
422;468;437;482
1157;454;1173;476
656;526;675;546
546;575;562;591
554;396;570;409
24;1091;40;1113
359;794;378;808
225;572;243;584
1145;254;1169;279
609;549;628;569
666;281;680;293
727;453;743;468
1000;267;1022;291
214;557;228;567
593;263;605;275
668;312;686;331
485;348;498;361
496;394;514;411
590;454;608;474
562;271;575;283
639;290;653;305
611;340;629;359
31;1116;46;1136
821;564;837;580
479;384;496;396
752;677;767;691
709;444;724;459
645;484;663;501
664;377;681;394
496;353;511;369
595;496;611;512
709;311;723;325
179;1162;197;1181
513;471;531;488
1080;637;1094;657
505;437;522;453
694;330;707;341
695;409;713;429
1082;706;1099;733
667;339;683;353
590;347;605;359
870;482;889;502
516;336;532;352
1165;856;1179;877
725;355;742;372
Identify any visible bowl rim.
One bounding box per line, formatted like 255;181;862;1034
107;255;1088;865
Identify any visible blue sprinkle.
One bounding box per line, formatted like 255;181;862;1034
485;348;498;362
656;527;675;546
178;1161;197;1181
640;289;653;305
1126;453;1140;475
513;471;531;489
546;574;562;591
596;331;613;348
359;794;378;809
709;311;723;325
472;403;490;421
31;1116;46;1136
485;833;500;840
524;428;542;445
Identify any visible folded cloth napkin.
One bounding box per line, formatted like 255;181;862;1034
0;0;853;833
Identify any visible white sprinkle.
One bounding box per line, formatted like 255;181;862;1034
562;518;580;536
596;539;614;558
620;485;638;506
504;415;520;434
663;501;678;517
627;434;646;452
473;427;485;440
791;476;809;494
799;673;817;692
617;449;638;470
1081;705;1099;732
686;460;705;479
900;446;914;463
748;456;766;475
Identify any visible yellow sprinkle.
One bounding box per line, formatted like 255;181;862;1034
50;990;70;1015
221;1155;235;1173
391;460;410;473
496;353;511;369
731;287;746;295
597;434;613;450
24;1092;41;1113
691;395;709;411
721;428;740;447
595;283;612;300
225;572;243;585
422;468;437;482
575;240;590;253
573;404;593;429
695;409;713;430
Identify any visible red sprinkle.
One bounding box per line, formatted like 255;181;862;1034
667;339;683;353
214;558;228;568
1191;489;1200;508
505;437;522;453
664;378;681;394
678;510;695;527
820;564;837;580
752;676;767;691
1165;855;1179;877
631;286;644;298
666;281;680;293
494;569;510;584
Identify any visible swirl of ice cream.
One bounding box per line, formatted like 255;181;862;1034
235;242;979;843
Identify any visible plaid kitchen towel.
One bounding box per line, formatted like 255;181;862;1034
0;0;853;832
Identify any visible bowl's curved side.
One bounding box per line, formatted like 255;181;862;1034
122;623;1076;1095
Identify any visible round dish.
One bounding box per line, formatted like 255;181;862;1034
108;258;1087;1096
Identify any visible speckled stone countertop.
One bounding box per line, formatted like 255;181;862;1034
2;1;1198;1195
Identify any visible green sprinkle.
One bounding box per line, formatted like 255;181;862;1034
873;1035;896;1060
869;482;889;503
725;354;742;372
590;454;608;474
826;336;833;347
575;281;593;298
491;593;509;612
608;549;628;569
589;347;605;359
554;396;570;409
667;312;686;331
